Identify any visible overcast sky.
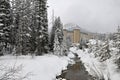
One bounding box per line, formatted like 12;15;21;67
47;0;120;33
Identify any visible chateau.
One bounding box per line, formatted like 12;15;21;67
63;24;94;44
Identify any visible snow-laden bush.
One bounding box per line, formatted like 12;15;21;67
0;64;31;80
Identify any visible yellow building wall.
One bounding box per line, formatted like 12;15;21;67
63;29;94;44
63;30;67;40
68;32;74;43
73;29;80;43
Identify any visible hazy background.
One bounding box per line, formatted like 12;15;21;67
47;0;120;33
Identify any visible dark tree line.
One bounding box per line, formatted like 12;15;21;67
0;0;49;55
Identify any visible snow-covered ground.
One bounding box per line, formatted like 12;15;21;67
0;40;120;80
70;47;120;80
0;55;69;80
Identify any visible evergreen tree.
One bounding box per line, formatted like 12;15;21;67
0;0;12;55
57;17;63;45
50;18;58;51
93;40;101;57
34;0;49;55
53;31;61;55
11;0;33;55
50;17;63;51
87;40;100;57
10;0;49;55
0;0;49;55
98;40;111;62
114;26;120;69
115;57;120;69
52;17;64;56
114;26;120;54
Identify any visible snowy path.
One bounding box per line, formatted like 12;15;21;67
69;47;120;80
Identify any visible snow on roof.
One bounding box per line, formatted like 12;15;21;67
64;23;90;33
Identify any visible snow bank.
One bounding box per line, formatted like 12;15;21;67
0;55;69;80
69;47;120;80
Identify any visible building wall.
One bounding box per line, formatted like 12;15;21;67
67;31;74;43
63;30;74;43
63;29;94;44
73;29;80;43
63;30;67;41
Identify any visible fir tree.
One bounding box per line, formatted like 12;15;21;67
52;17;64;56
114;26;120;69
10;0;49;55
34;0;49;55
98;40;111;62
0;0;12;55
53;31;61;55
50;18;58;51
0;0;49;55
57;17;63;45
50;17;63;51
11;0;33;55
93;40;101;57
115;57;120;69
114;26;120;54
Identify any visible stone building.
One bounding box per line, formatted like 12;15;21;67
63;24;94;44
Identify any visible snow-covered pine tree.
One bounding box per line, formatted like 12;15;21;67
52;17;64;56
0;0;12;55
57;17;63;45
50;17;63;52
98;40;111;62
50;18;58;51
40;0;49;54
115;57;120;69
50;24;55;51
11;0;33;55
87;40;100;57
53;31;61;55
114;26;120;54
10;0;49;55
34;0;49;55
93;40;101;57
113;26;120;69
27;0;38;55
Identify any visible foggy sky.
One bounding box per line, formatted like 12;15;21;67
48;0;120;33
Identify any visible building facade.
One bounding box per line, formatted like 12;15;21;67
63;29;94;44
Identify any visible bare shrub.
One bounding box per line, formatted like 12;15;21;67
0;64;32;80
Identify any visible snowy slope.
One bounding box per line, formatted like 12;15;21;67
0;55;69;80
